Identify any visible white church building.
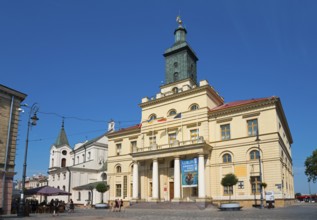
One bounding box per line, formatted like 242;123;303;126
48;120;112;205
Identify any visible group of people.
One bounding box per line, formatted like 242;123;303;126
50;198;74;216
111;199;124;212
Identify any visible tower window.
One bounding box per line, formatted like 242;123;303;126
174;62;178;68
62;150;67;155
174;72;179;81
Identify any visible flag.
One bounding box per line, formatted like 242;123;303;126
174;113;182;119
157;117;167;123
147;118;154;124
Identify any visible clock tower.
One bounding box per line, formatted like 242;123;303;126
163;17;198;85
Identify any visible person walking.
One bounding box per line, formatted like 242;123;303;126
119;199;124;212
53;198;59;216
69;199;74;213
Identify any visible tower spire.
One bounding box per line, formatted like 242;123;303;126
55;119;70;147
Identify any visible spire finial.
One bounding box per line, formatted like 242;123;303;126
62;117;65;128
176;15;182;27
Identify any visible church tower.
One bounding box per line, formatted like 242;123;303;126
163;16;198;85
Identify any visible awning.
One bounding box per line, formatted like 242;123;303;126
72;181;108;191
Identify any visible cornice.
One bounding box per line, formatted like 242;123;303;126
139;85;223;108
209;97;278;118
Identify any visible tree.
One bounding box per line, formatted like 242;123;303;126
96;182;108;203
221;173;238;202
261;182;267;190
305;149;317;183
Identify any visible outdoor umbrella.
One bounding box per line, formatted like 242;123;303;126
25;186;71;196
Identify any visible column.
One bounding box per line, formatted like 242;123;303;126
132;161;139;199
174;157;181;200
198;154;205;198
152;158;159;199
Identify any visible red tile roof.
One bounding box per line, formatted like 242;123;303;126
210;96;276;112
109;124;141;135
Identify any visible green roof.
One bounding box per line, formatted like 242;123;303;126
54;121;70;148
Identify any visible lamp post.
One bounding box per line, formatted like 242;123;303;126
255;131;264;209
17;103;39;217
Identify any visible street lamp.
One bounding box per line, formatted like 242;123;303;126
255;131;264;209
17;103;39;217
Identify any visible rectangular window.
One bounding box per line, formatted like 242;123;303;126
131;141;137;153
221;124;231;140
116;184;122;197
251;176;261;194
123;176;127;198
169;133;177;145
116;143;122;156
247;119;258;136
223;186;233;195
190;129;199;143
149;136;156;145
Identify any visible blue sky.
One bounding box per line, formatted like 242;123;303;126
1;0;316;194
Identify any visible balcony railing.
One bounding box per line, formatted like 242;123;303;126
132;136;206;153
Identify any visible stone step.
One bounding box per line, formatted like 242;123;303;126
128;202;217;210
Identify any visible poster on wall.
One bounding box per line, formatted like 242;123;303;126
181;158;198;187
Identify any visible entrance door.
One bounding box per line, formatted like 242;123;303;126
169;182;174;200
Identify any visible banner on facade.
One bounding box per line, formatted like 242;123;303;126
181;158;198;187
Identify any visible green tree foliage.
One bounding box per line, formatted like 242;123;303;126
261;182;267;189
305;149;317;183
96;182;108;203
221;173;238;202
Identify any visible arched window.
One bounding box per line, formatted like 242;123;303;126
172;87;178;94
168;109;177;116
174;72;179;81
61;158;66;167
250;150;260;160
62;185;66;191
222;154;232;163
101;172;107;181
51;158;54;167
189;104;199;111
116;166;122;173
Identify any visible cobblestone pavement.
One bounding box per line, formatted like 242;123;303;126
1;203;316;220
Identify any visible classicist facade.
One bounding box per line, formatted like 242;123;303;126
48;121;110;205
106;19;294;207
0;84;26;214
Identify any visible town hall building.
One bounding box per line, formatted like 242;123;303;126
106;18;294;207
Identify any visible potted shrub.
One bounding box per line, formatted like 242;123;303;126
95;182;109;209
220;173;241;211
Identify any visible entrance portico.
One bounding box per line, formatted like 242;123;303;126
131;141;211;202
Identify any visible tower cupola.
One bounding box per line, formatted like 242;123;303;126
163;16;198;85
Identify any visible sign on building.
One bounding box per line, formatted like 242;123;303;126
181;158;198;187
